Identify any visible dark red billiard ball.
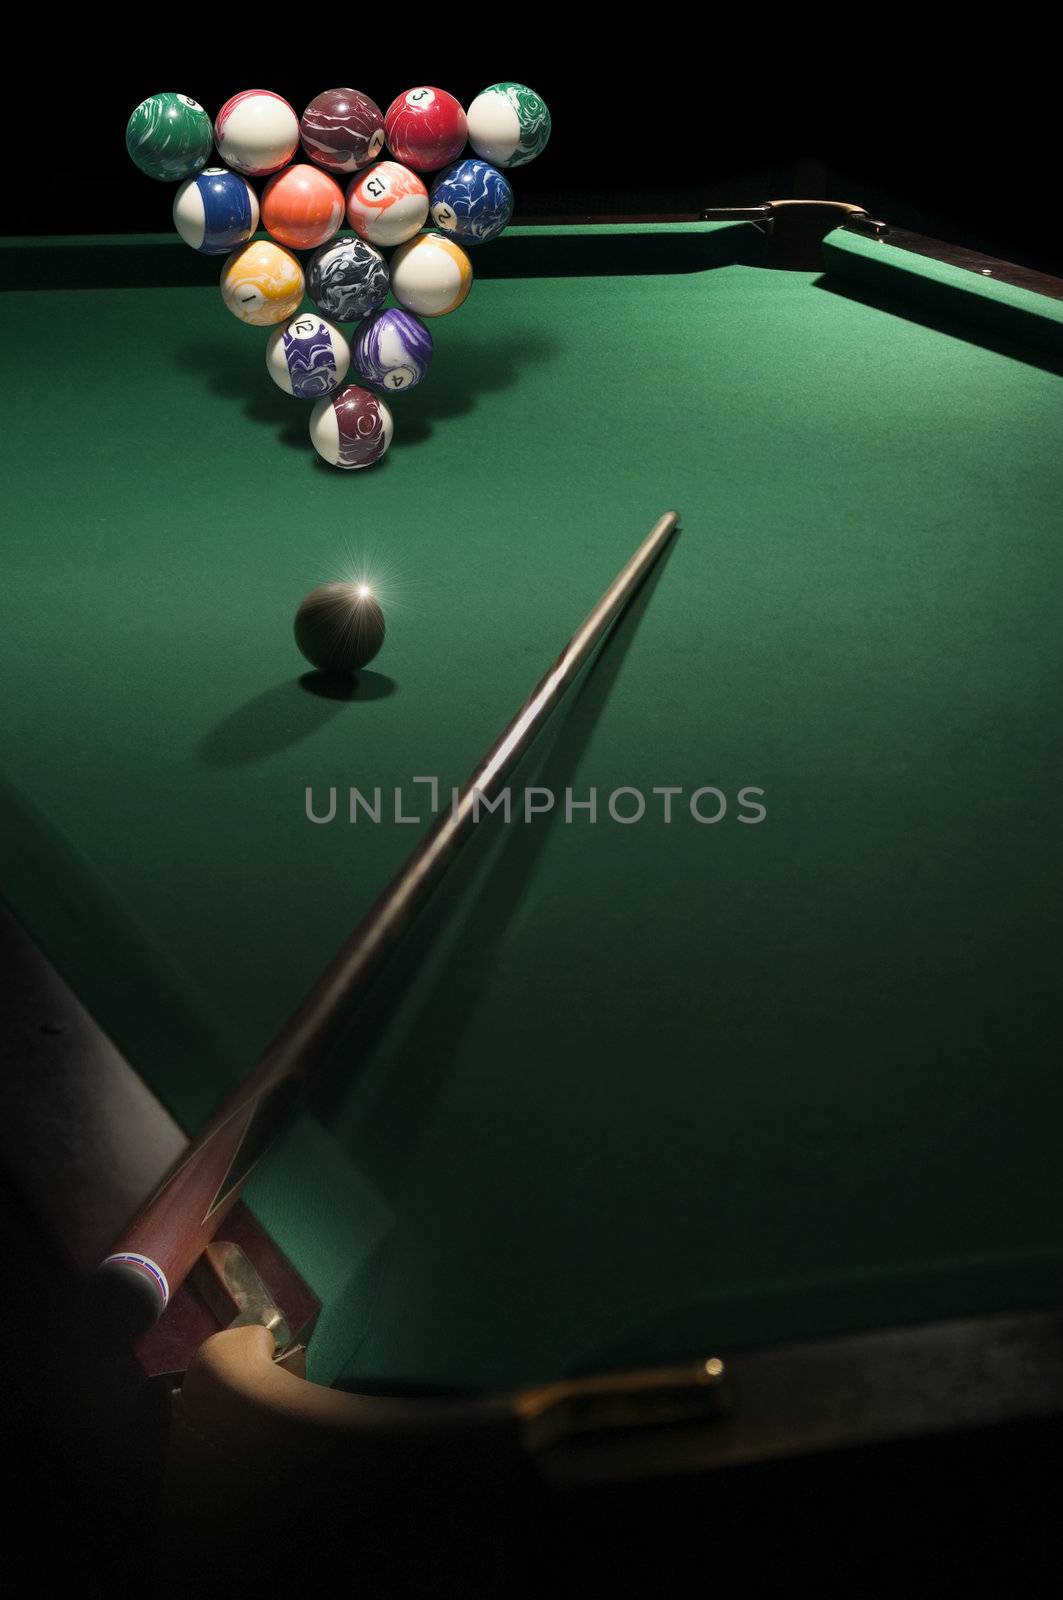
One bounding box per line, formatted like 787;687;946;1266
295;582;386;675
299;88;385;174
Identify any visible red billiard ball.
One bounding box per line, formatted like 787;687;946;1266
384;87;467;172
261;164;345;250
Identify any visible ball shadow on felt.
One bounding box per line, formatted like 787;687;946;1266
174;327;556;451
386;330;555;446
175;337;308;449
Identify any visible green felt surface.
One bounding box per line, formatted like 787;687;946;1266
1;225;1061;1387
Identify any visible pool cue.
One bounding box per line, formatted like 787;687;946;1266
102;512;681;1325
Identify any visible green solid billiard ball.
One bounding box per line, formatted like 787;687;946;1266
295;583;386;675
126;92;213;181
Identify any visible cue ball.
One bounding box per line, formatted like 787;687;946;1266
295;582;386;674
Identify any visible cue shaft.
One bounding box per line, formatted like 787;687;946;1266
268;509;680;1069
102;512;680;1323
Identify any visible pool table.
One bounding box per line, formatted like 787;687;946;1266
2;204;1063;1536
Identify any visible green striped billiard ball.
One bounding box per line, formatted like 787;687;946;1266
295;583;386;675
126;93;213;181
465;83;551;169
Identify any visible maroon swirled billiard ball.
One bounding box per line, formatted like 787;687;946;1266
384;87;467;172
300;88;385;174
309;384;393;470
294;582;386;675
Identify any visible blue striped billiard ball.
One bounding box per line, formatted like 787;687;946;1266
266;314;351;399
173;167;260;254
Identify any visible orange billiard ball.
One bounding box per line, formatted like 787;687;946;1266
261;164;345;251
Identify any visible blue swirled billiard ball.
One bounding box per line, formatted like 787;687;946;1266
306;235;389;323
352;307;433;392
173;167;260;254
266;313;351;398
429;159;513;245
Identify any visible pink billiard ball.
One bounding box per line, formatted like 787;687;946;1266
384;87;467;173
214;90;300;176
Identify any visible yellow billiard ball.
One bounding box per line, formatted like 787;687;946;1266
220;240;305;327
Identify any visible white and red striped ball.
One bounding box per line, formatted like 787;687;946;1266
214;90;300;176
309;385;394;469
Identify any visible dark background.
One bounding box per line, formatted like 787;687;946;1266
3;55;1059;275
